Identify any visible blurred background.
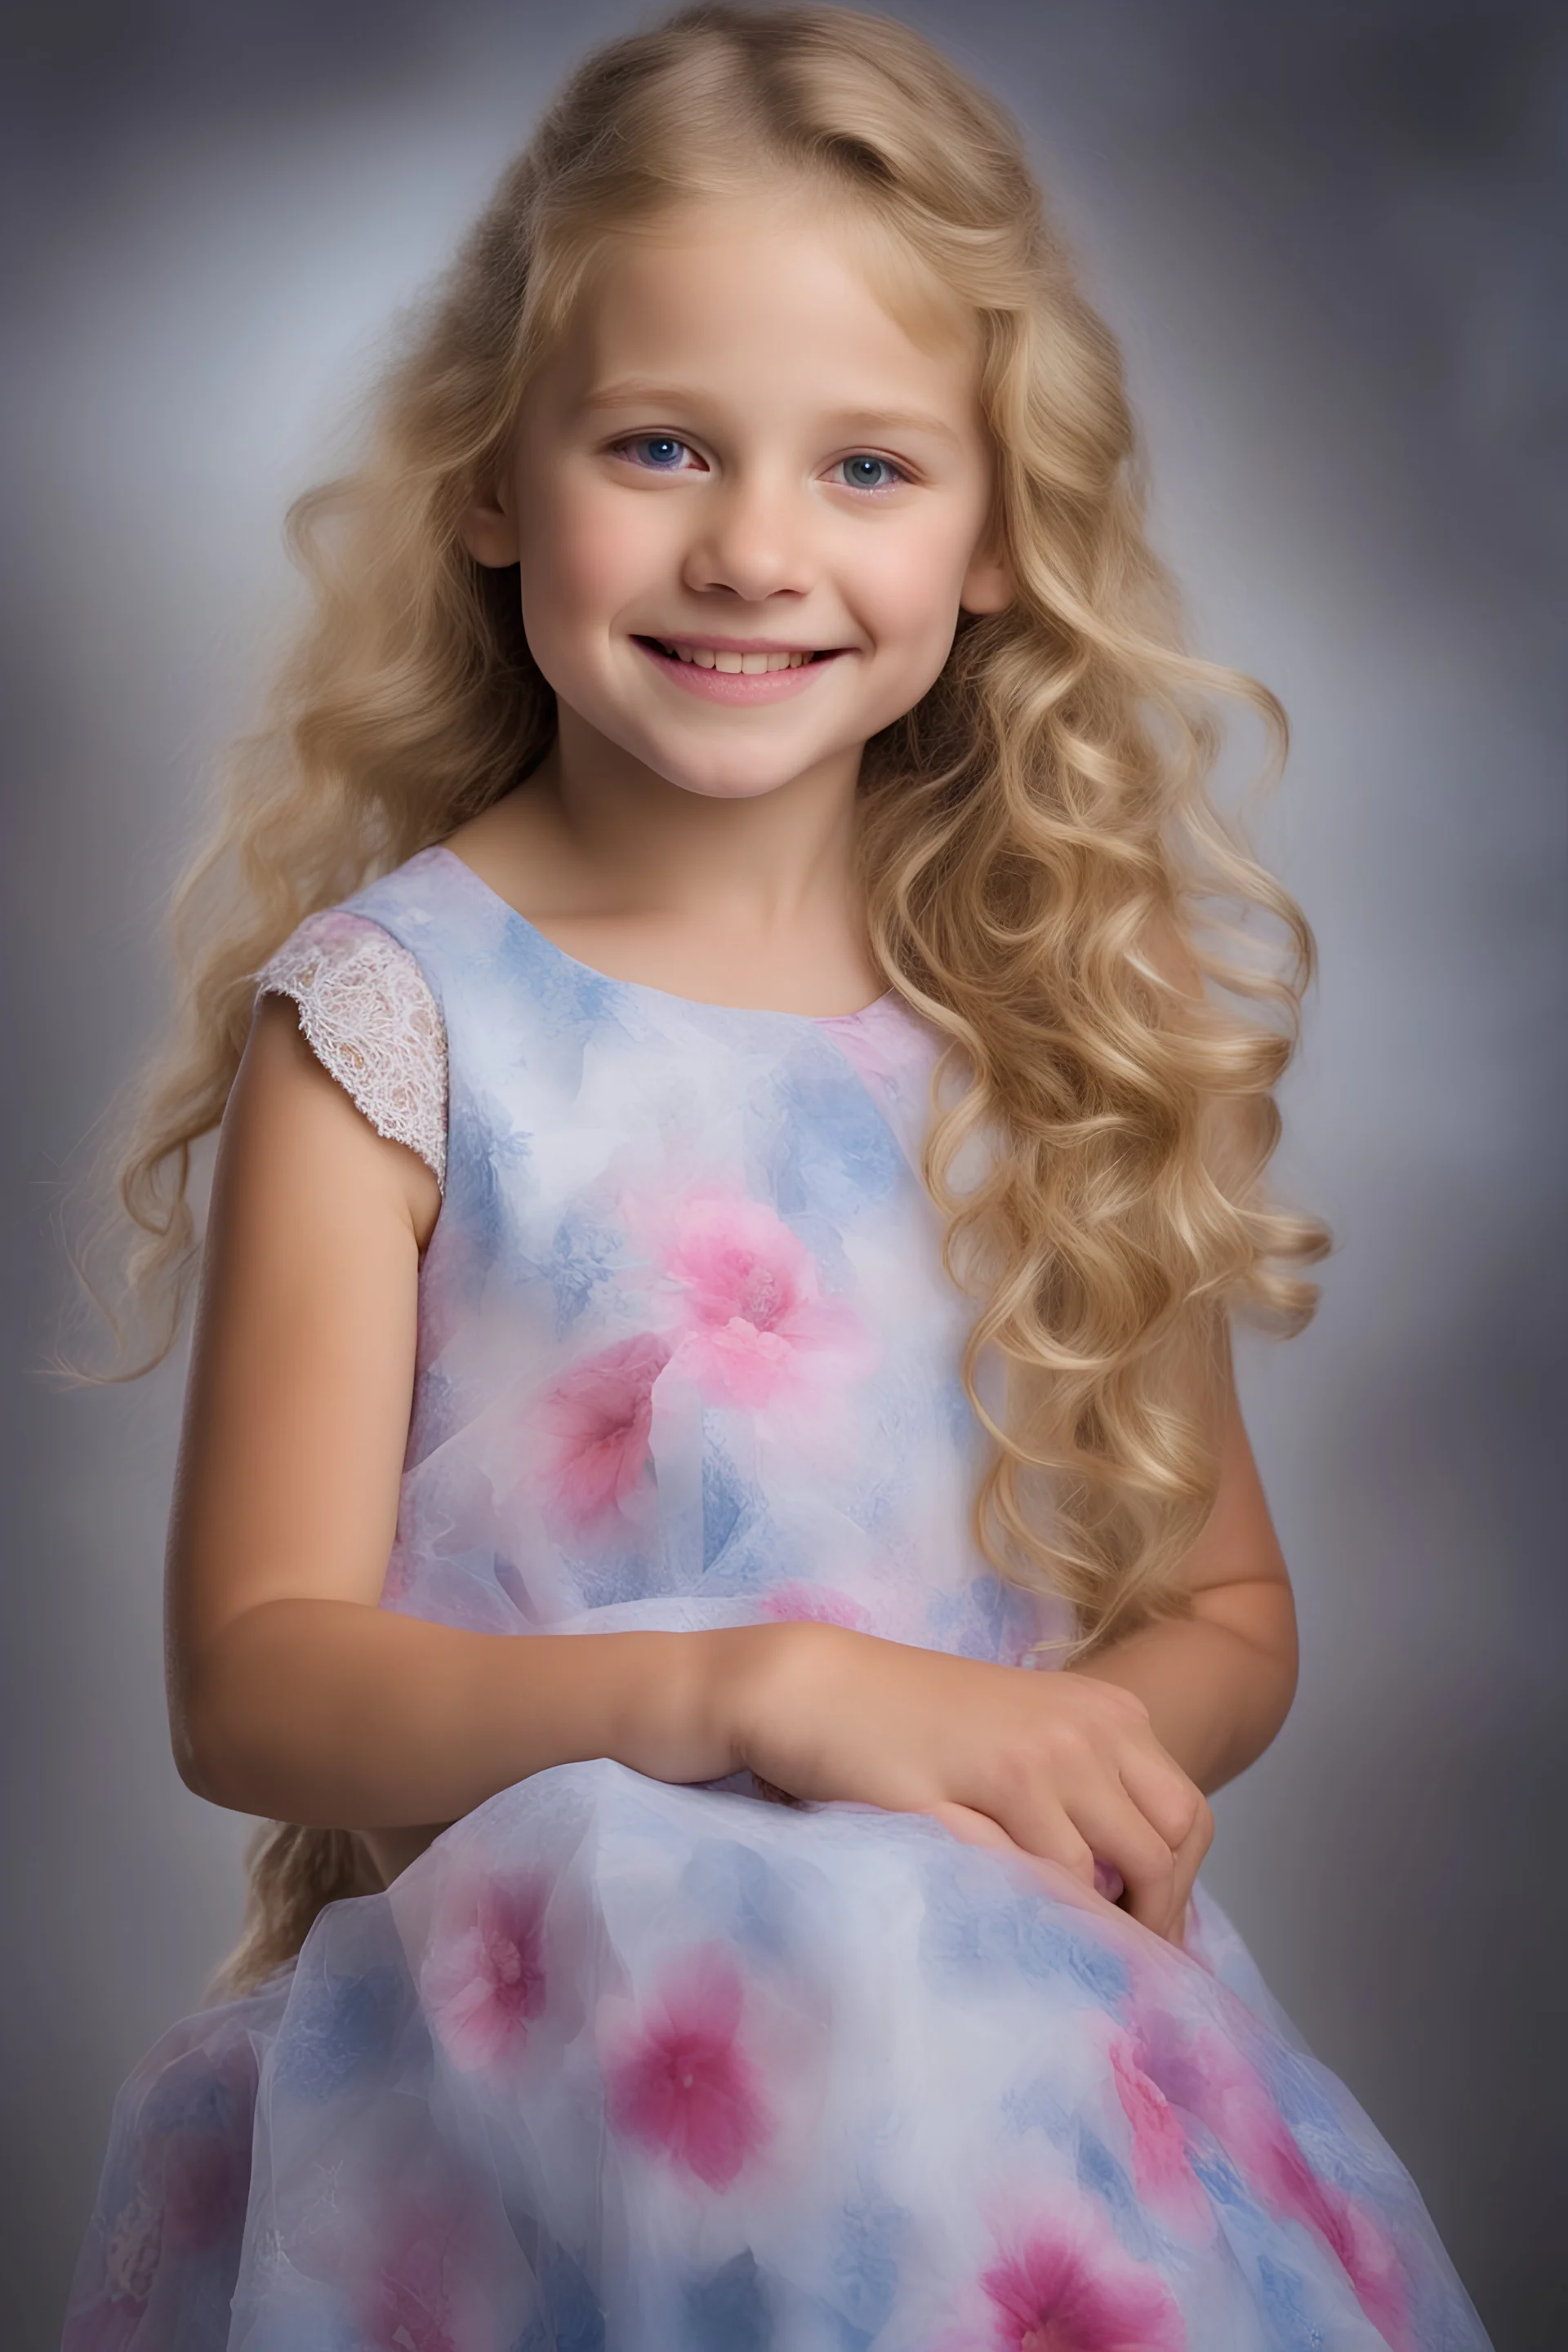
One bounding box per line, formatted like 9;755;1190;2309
2;0;1563;2342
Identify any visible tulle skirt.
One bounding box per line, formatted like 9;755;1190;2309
64;1759;1490;2350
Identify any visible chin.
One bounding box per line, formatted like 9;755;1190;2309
646;747;822;804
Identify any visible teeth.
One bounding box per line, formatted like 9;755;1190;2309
656;639;813;671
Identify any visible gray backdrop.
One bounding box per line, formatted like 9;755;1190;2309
4;2;1563;2343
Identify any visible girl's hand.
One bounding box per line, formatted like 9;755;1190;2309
725;1622;1211;1943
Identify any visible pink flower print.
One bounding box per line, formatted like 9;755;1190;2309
982;2217;1186;2351
604;1943;772;2190
162;2130;252;2256
1107;2033;1205;2234
683;1315;797;1410
1317;2194;1409;2351
1138;2016;1408;2345
534;1333;670;1526
1255;2126;1408;2348
761;1580;871;1630
661;1193;871;1411
363;2209;461;2352
296;2174;499;2352
421;1871;549;2073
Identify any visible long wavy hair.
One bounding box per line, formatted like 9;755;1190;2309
83;3;1328;1985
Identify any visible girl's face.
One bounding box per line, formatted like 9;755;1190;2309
466;188;1012;804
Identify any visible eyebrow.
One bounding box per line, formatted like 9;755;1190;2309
580;381;964;448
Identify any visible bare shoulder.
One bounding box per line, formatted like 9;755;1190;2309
235;991;442;1252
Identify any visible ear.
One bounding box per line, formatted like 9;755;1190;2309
461;476;519;568
958;528;1013;617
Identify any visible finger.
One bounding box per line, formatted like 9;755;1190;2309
1116;1742;1205;1860
997;1801;1098;1897
1093;1856;1125;1904
1067;1785;1181;1937
926;1799;1018;1858
1165;1795;1214;1940
1115;1755;1212;1946
927;1802;1123;1923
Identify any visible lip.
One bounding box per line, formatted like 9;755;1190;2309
651;634;836;654
633;635;849;704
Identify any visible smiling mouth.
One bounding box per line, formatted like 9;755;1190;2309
636;636;841;674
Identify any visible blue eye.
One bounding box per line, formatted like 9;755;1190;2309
621;435;689;470
837;455;904;492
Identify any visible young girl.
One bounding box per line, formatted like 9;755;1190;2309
65;7;1490;2346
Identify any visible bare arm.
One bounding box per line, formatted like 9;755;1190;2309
1067;1365;1299;1796
169;997;741;1829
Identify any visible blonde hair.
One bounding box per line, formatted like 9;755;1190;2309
89;4;1327;1983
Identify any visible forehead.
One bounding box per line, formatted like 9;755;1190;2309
537;186;984;430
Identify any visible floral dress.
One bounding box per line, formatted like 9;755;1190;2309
64;844;1490;2351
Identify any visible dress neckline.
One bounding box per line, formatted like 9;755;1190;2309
427;841;902;1029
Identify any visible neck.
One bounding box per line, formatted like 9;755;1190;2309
536;703;864;939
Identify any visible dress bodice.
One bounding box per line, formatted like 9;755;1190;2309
262;844;1069;1666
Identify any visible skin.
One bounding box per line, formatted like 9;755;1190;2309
171;189;1297;1942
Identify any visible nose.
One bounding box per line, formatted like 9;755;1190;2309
679;468;814;604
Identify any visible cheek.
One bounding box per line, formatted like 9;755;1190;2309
517;479;670;644
853;521;980;659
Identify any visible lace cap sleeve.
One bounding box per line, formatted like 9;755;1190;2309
255;910;448;1191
